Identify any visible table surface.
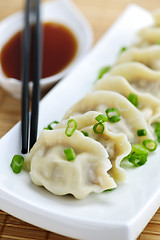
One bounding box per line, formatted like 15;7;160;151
0;0;160;239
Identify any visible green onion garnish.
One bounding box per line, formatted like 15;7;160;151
93;122;105;134
95;114;108;123
10;155;24;174
81;131;88;136
105;108;121;123
64;148;76;161
126;140;157;167
155;131;160;143
128;93;139;108
97;66;111;79
103;187;116;192
157;40;160;45
154;122;160;142
132;144;148;156
142;139;157;152
125;144;148;167
44;120;59;130
128;153;147;166
137;129;147;137
65;119;77;137
119;46;127;53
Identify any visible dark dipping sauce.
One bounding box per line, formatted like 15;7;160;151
0;22;78;81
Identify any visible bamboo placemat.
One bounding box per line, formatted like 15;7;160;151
0;0;160;239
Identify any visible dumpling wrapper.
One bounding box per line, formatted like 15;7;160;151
138;26;160;45
135;9;160;47
55;111;131;182
108;62;160;99
116;46;160;70
63;90;153;144
133;11;158;47
153;9;160;26
93;75;160;130
25;129;116;199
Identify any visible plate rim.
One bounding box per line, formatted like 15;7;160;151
0;3;159;240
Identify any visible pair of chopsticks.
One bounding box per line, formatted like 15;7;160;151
21;0;42;154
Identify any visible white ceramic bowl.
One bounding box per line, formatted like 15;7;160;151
0;0;93;98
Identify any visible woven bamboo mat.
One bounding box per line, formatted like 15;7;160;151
0;0;160;239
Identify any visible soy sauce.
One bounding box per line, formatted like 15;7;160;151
0;22;78;81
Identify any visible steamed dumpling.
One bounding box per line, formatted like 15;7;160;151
135;10;160;47
138;26;160;46
55;111;131;182
63;90;153;144
153;9;160;26
25;129;116;199
93;75;160;129
108;62;160;99
116;46;160;70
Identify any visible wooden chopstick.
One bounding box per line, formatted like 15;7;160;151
21;0;41;154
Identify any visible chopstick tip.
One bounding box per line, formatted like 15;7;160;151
21;148;28;154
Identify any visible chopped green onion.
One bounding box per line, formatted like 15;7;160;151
81;131;88;137
103;187;116;192
125;144;148;167
157;40;160;45
95;114;108;123
97;66;111;79
154;122;160;142
137;129;147;137
128;93;139;108
93;122;105;134
154;122;160;131
65;119;77;137
105;108;121;123
119;46;127;53
142;139;157;152
44;126;52;130
128;153;147;166
64;148;76;161
155;131;160;143
10;155;24;174
44;120;59;130
132;144;148;156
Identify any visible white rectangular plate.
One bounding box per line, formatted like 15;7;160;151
0;4;160;240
